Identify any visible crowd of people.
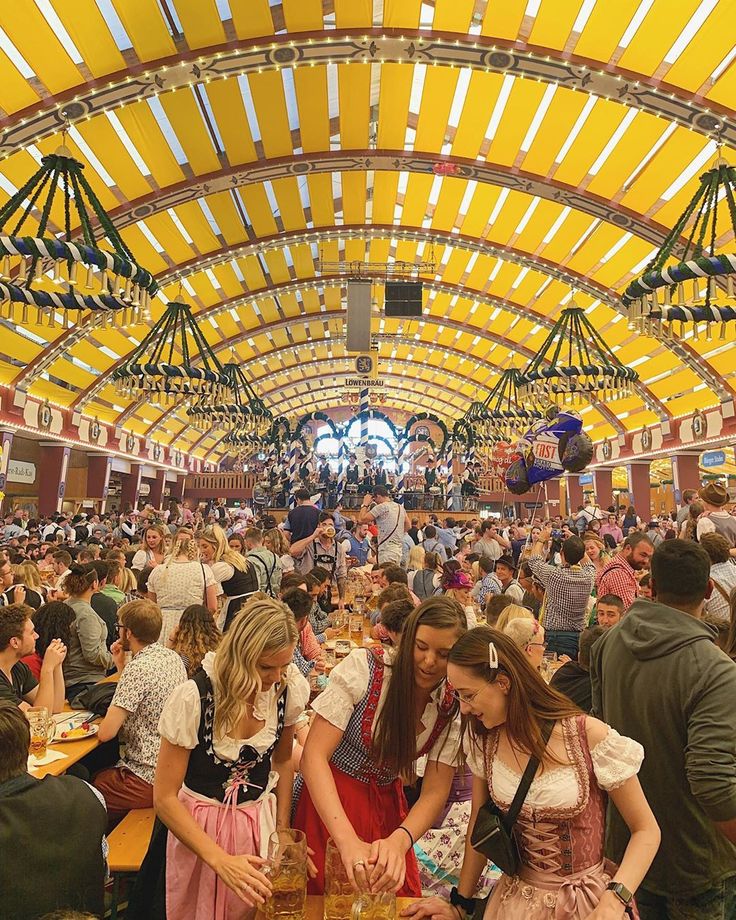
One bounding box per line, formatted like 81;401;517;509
1;481;735;919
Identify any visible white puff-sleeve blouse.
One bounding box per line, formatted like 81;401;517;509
158;653;310;760
311;647;461;767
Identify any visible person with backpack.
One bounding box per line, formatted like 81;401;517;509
412;551;442;600
244;528;282;598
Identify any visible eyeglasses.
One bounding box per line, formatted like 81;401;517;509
451;686;484;704
113;622;126;633
527;641;547;648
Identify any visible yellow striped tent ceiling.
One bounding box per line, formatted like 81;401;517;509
0;0;735;461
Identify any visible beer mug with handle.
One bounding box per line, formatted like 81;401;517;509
26;707;55;760
264;829;307;920
324;838;397;920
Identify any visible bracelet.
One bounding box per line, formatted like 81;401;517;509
396;825;415;847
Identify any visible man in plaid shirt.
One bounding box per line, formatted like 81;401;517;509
596;532;654;611
528;526;596;659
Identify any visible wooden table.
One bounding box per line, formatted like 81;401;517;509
261;896;422;920
30;725;101;778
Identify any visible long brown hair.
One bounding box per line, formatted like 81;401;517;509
170;603;221;676
449;626;581;766
372;596;466;776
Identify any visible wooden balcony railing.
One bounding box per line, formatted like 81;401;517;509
186;472;257;494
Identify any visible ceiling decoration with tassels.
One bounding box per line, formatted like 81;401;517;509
518;303;639;405
622;145;736;340
111;300;230;405
0;140;156;329
467;368;543;443
188;361;272;437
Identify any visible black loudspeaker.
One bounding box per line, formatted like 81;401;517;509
384;281;423;317
346;280;372;352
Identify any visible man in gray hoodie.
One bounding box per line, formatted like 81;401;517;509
591;539;736;919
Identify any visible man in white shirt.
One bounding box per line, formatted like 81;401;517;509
95;599;186;822
359;486;406;566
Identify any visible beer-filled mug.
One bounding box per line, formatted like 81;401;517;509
265;829;307;920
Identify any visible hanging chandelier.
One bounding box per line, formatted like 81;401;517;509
622;150;736;337
469;369;543;441
111;301;231;404
0;143;156;327
518;304;638;404
188;361;272;437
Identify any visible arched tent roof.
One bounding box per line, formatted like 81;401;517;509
0;0;734;462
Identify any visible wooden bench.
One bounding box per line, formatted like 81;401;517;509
107;808;155;919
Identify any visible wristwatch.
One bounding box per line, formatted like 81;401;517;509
449;886;477;917
605;881;634;911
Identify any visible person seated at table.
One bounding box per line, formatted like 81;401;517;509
20;601;76;680
596;593;624;629
169;604;221;678
282;587;324;675
550;626;604;713
128;596;310;920
370;584;414;641
94;600;187;827
293;597;467;896
0;702;108;919
305;569;341;644
484;593;513;628
379;598;415;646
63;564;114;703
502;617;547;672
3;560;46;609
0;603;66;712
88;560;119;649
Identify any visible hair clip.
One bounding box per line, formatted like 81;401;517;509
488;641;499;670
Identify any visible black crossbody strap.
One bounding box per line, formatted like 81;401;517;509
505;720;555;830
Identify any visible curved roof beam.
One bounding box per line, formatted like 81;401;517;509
67;271;687;424
147;331;623;449
0;30;731;157
110;151;673;249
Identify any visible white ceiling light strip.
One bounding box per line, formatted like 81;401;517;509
405;63;427;150
520;84;556;152
67;125;115;187
105;111;151;177
167;208;194;244
588;108;638;175
542;205;572;244
554;96;596;164
238;75;263;143
33;0;83;62
0;26;34;77
622;122;677;189
514;196;541;234
663;0;718;63
326;62;340;150
447;68;472;130
660;140;717;201
146;97;188;164
571;0;597;32
94;0;133;49
483;75;514;144
600;231;633;263
487;187;510;227
618;0;656;48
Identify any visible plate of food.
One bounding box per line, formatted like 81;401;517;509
325;639;358;650
53;722;98;742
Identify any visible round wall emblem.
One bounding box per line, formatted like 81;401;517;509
90;418;101;442
641;429;652;451
601;439;612;461
692;411;706;438
125;433;136;453
415;425;430;438
38;402;52;431
365;443;377;459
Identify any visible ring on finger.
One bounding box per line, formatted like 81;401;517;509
353;860;366;868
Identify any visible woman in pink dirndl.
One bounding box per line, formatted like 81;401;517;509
403;628;660;920
153;597;309;920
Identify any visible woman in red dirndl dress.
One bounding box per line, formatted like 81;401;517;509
293;598;468;895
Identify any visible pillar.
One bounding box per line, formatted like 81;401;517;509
671;453;701;502
0;429;14;513
168;475;185;502
119;463;142;512
38;443;71;516
87;454;113;513
543;478;561;518
565;474;584;517
149;468;167;509
593;468;614;511
627;461;652;520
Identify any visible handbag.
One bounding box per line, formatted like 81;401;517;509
470;720;554;875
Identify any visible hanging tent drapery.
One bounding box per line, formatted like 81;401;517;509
111;301;231;405
622;152;736;338
188;361;272;437
517;304;638;405
0;145;156;326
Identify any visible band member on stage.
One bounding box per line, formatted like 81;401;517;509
374;461;388;488
346;455;360;486
358;461;374;496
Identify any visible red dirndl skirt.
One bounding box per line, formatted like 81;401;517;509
293;762;421;896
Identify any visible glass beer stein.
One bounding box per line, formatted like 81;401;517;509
324;839;397;920
264;829;307;920
26;707;55;760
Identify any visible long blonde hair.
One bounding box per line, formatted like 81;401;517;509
263;527;289;557
199;524;250;573
165;533;199;568
14;561;42;590
212;596;298;738
407;545;425;571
